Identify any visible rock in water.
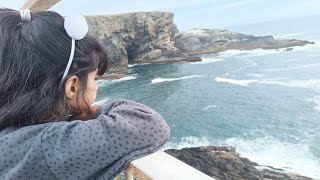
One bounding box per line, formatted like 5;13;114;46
165;146;313;180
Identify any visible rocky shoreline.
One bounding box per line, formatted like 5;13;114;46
165;146;312;180
85;12;313;77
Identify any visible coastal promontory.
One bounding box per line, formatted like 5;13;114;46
85;12;312;76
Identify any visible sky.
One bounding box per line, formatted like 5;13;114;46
1;0;320;30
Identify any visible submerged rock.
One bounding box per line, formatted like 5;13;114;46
165;146;313;180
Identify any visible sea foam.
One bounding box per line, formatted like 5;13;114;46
163;136;211;150
202;105;217;111
214;41;320;59
128;63;151;67
308;95;320;112
223;136;320;179
215;77;258;86
112;76;137;82
190;57;224;64
151;75;205;84
164;136;320;179
216;48;282;59
215;77;320;90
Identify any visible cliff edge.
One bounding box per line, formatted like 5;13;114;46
86;11;313;77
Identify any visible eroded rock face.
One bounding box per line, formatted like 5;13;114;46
86;12;197;74
173;28;312;55
85;13;312;75
165;146;313;180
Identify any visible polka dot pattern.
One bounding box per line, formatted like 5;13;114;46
0;99;170;179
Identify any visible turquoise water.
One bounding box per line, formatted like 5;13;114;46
96;42;320;178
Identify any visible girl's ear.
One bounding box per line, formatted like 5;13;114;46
64;75;79;100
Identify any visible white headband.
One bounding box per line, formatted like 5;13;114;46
20;9;31;22
61;15;88;82
19;10;88;83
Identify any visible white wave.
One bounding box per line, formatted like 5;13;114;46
202;105;217;111
308;96;320;112
111;76;137;82
128;63;151;67
215;77;258;86
128;64;137;68
215;77;320;90
215;42;320;59
265;62;320;72
96;76;137;86
96;79;111;87
93;97;110;105
190;57;224;64
96;79;105;85
223;137;320;179
290;41;320;52
308;54;320;57
163;136;211;150
217;49;247;58
151;75;205;84
217;48;282;59
246;73;264;78
261;79;320;89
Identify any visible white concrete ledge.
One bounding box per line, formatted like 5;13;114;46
126;151;214;180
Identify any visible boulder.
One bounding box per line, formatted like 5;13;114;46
165;146;313;180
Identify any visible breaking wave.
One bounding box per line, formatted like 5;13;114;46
151;75;206;84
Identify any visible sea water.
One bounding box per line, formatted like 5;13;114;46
96;39;320;179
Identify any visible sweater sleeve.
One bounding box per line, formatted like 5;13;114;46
41;99;170;180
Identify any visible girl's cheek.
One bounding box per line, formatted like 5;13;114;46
88;81;98;91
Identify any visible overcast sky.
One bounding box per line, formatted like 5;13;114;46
1;0;320;30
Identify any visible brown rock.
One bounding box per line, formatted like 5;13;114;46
165;146;313;180
173;28;313;55
86;12;199;74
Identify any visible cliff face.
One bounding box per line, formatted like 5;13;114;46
165;146;312;180
86;12;312;75
86;12;198;74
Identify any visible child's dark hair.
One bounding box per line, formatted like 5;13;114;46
0;8;110;129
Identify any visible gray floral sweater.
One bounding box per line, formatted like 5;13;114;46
0;99;170;180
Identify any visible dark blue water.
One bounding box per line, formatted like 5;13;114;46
96;39;320;178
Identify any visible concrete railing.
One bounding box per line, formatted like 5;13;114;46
21;0;61;10
124;151;214;180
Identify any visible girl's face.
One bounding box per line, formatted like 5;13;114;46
65;69;99;117
83;69;98;106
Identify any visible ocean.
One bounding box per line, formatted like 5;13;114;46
95;22;320;178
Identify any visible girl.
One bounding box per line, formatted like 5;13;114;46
0;8;170;179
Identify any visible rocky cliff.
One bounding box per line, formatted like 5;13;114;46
85;12;313;77
173;28;312;55
86;12;199;74
165;146;312;180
